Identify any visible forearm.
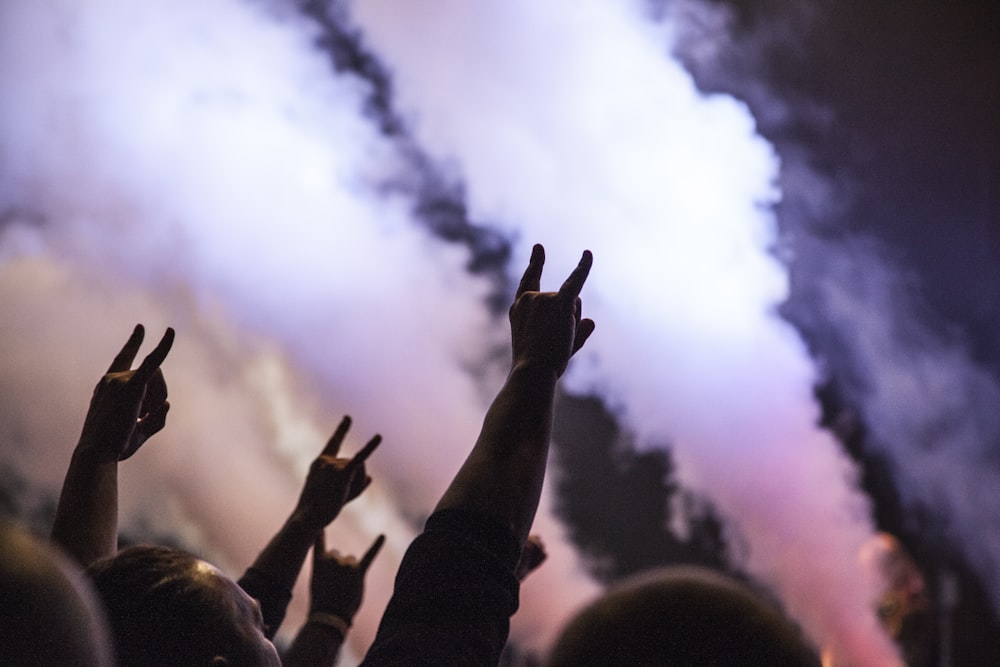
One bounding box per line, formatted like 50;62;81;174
50;441;119;567
240;510;321;638
282;618;346;667
434;361;558;546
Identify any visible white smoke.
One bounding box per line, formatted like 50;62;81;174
0;0;902;662
348;0;895;661
815;236;1000;617
0;0;498;656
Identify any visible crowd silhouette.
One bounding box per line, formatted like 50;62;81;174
3;245;830;665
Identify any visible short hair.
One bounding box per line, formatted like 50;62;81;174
0;517;113;666
548;566;820;666
87;544;265;667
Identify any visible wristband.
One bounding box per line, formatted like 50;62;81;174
308;611;351;638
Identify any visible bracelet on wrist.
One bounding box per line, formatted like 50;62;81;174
308;611;351;638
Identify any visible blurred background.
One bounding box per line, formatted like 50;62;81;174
1;1;997;664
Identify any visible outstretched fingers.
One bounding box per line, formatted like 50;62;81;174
359;534;386;572
133;328;175;384
346;434;382;471
321;416;353;457
107;324;145;373
558;249;592;301
515;244;545;298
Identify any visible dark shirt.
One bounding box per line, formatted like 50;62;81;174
361;509;521;666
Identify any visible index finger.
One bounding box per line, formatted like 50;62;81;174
320;416;352;457
557;250;592;300
359;534;386;572
107;324;145;373
515;244;545;298
346;434;382;469
133;328;175;383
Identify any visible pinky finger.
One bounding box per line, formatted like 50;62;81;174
347;434;382;469
134;328;175;383
359;534;386;572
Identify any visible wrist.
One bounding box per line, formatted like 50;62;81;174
509;359;561;383
289;506;333;533
306;611;351;638
71;437;119;467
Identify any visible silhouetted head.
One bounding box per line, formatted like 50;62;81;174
548;566;820;667
87;544;280;667
0;516;114;666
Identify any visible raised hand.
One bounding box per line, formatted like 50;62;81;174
295;416;381;531
78;324;174;463
510;244;595;377
283;533;386;666
238;418;382;639
52;324;174;567
364;247;596;666
310;532;386;622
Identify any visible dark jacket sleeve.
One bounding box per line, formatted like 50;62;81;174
361;509;521;666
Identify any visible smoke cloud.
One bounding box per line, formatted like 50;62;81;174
346;0;894;660
0;0;930;663
810;235;1000;613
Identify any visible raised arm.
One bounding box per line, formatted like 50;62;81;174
51;325;174;568
283;532;385;666
434;244;594;545
362;245;594;666
239;416;380;638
